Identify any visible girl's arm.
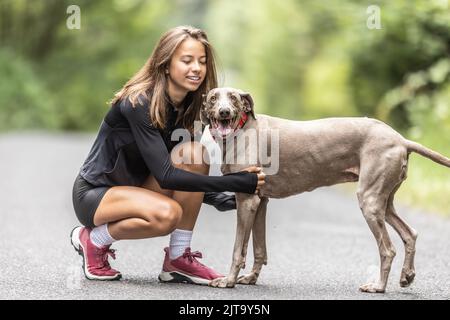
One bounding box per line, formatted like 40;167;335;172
120;98;257;193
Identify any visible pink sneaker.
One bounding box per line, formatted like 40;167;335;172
70;226;121;281
158;247;223;285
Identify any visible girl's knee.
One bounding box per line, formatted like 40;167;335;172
155;201;182;235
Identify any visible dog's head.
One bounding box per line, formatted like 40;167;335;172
201;87;255;139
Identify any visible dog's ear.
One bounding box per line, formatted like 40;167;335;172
200;93;210;125
239;91;256;120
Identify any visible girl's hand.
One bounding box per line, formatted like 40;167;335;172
242;166;266;194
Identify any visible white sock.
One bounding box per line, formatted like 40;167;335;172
90;224;116;248
169;229;193;260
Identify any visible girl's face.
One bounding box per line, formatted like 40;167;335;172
167;38;207;96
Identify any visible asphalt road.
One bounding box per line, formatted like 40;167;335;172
1;132;449;300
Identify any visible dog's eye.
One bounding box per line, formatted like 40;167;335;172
230;95;237;102
210;96;216;103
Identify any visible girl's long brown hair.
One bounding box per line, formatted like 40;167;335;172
111;26;218;132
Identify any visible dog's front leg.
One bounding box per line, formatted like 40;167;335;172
210;194;260;288
237;197;268;285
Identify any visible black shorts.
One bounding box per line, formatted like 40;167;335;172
72;174;110;228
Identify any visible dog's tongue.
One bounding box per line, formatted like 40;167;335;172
217;123;232;136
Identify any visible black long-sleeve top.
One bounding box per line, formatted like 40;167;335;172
79;94;257;195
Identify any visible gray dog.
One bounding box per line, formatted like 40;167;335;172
200;87;450;293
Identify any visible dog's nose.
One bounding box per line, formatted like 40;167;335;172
219;108;230;118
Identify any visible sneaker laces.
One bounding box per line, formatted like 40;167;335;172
94;246;116;270
182;248;203;263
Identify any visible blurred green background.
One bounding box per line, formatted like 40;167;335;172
0;0;449;214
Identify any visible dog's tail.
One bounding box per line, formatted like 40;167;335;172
405;139;450;168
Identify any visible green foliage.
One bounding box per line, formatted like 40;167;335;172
0;49;58;130
350;1;450;130
2;0;447;130
0;0;175;130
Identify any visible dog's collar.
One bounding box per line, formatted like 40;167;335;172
237;111;248;130
209;112;249;141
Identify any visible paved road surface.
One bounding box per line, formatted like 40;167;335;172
1;132;449;300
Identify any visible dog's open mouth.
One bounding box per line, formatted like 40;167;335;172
210;116;239;138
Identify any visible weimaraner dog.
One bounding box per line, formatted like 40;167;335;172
200;87;450;293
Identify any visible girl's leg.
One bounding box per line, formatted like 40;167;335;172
140;141;208;231
71;185;182;281
149;141;222;284
93;186;182;239
170;141;209;230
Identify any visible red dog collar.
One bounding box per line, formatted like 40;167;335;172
236;111;248;131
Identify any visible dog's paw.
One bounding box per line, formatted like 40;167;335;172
400;268;415;287
359;282;385;293
237;273;258;285
209;277;235;288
